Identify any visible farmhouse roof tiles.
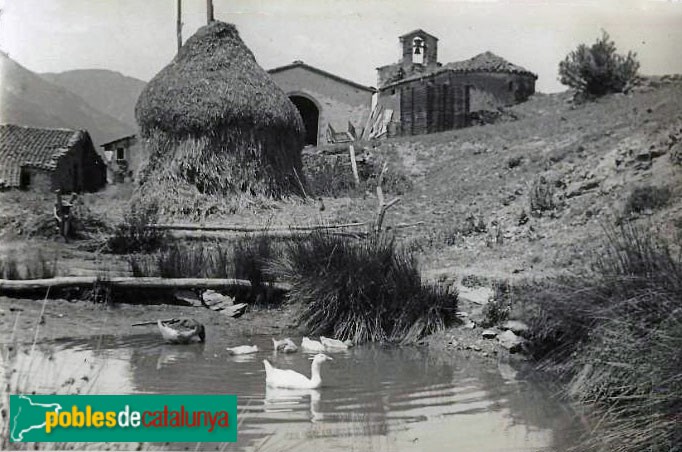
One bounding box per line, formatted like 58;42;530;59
0;124;83;188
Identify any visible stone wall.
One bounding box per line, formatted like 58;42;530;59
453;72;536;107
269;66;373;144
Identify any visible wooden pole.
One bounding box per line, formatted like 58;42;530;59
176;0;182;52
207;0;214;24
374;163;401;233
349;144;360;187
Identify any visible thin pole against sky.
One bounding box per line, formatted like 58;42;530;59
176;0;182;52
207;0;214;24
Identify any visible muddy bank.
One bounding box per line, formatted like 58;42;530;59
0;296;298;346
0;293;524;365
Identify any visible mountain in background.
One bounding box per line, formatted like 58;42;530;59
0;51;134;146
41;69;146;129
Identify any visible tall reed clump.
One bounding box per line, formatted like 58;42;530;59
516;223;682;451
106;201;167;254
0;252;57;280
269;232;457;343
128;235;285;304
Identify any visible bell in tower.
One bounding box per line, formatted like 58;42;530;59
412;37;425;65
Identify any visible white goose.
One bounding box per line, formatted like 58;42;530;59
320;336;353;350
263;353;332;389
226;345;259;355
301;337;325;352
272;338;298;353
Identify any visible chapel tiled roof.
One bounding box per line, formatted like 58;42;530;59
444;51;536;77
0;124;82;188
380;51;537;89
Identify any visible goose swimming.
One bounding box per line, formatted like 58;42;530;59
226;345;259;355
272;338;298;353
157;319;205;344
301;337;325;352
263;353;332;389
320;336;353;350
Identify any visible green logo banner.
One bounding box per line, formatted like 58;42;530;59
9;394;237;443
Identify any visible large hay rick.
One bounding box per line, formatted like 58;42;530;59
135;22;305;218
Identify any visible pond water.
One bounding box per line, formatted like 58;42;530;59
8;333;583;451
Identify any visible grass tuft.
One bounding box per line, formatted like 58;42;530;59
0;252;57;280
269;232;458;344
515;223;682;451
106;201;167;254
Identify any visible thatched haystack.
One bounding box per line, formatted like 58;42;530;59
135;22;305;218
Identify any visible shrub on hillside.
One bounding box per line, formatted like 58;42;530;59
559;31;639;99
269;232;457;343
515;224;681;451
529;174;557;214
624;185;671;214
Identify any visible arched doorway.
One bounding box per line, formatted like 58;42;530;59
289;95;319;146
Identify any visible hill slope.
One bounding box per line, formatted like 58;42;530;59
0;52;134;146
41;69;146;129
374;78;682;277
185;78;682;279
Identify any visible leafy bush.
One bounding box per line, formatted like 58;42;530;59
516;224;682;451
559;31;639;99
624;185;672;214
269;232;458;343
106;202;166;254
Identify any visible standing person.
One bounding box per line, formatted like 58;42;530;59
53;190;76;242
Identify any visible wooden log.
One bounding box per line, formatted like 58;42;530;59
165;229;366;241
386;221;425;230
133;318;176;327
0;277;292;293
147;222;367;232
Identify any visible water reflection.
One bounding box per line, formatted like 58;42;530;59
4;333;582;451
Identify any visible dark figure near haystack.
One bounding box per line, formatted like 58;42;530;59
135;21;305;218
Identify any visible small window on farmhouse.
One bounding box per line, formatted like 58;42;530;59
412;37;425;65
508;81;514;92
391;89;396;95
116;147;125;161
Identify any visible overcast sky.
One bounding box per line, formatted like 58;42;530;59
1;0;681;92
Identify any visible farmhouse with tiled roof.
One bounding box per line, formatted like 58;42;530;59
0;124;106;192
